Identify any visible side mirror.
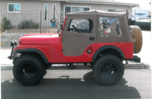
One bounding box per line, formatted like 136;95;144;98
60;24;63;30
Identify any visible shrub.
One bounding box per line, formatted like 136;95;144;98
1;17;12;31
18;20;39;29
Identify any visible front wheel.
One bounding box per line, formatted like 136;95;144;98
93;54;124;85
13;55;45;86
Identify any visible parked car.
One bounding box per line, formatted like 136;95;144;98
8;10;143;86
134;16;151;30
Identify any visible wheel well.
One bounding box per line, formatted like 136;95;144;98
20;52;48;68
94;48;124;63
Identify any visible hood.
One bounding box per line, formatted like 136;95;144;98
23;33;58;37
19;33;59;45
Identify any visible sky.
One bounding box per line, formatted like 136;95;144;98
115;0;151;10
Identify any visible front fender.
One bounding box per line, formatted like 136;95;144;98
12;48;49;63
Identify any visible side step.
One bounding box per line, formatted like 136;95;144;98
127;55;140;63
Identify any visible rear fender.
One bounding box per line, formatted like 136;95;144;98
92;45;125;63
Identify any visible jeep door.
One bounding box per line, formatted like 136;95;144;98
62;15;97;56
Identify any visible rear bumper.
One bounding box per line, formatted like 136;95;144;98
127;55;140;63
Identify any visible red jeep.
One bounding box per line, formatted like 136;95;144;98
8;10;142;86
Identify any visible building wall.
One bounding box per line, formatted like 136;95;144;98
0;1;61;26
61;3;132;19
0;1;134;27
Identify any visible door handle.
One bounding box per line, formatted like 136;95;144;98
89;37;94;41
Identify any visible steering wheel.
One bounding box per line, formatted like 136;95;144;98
72;25;80;33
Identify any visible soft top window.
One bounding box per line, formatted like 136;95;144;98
67;19;93;33
99;17;122;37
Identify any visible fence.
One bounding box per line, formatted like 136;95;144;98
0;11;65;33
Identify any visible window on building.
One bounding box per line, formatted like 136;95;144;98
108;8;125;12
8;3;20;13
67;19;93;33
65;6;90;15
44;4;48;21
84;7;90;11
65;7;71;14
71;7;84;12
99;17;122;37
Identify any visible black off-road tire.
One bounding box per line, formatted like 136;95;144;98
93;54;124;85
13;55;45;86
45;63;52;69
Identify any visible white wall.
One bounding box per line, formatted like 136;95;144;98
0;1;61;26
61;3;132;19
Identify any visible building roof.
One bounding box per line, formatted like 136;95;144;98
0;0;67;2
66;0;139;7
67;10;126;17
0;0;139;7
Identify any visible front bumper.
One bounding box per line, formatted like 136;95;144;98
8;46;15;59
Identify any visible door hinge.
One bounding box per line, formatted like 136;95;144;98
89;37;94;41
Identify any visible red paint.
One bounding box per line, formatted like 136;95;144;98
48;41;133;63
14;32;133;63
62;15;67;30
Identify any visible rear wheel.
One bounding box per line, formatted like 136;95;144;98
93;54;124;85
13;55;45;86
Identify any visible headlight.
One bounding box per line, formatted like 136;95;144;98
10;41;15;46
14;40;17;45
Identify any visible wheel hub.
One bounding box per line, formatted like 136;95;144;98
101;63;116;77
22;64;35;78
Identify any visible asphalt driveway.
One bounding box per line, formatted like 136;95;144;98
1;66;151;99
